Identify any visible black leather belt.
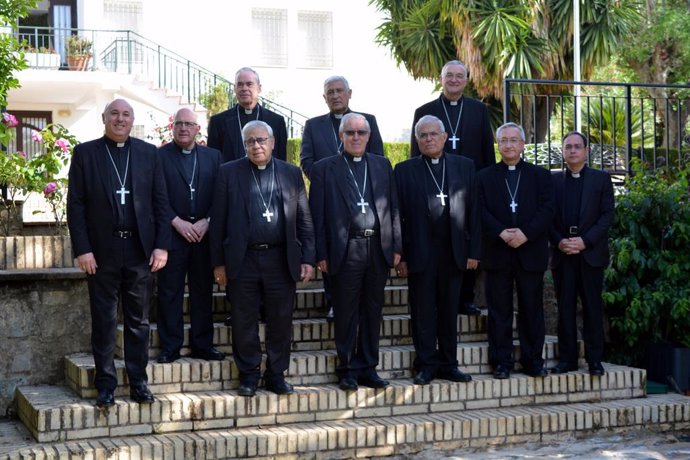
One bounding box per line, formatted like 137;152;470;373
568;226;579;235
113;230;136;239
248;243;283;250
349;229;377;238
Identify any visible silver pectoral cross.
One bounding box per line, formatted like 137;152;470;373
116;186;130;205
190;186;195;201
449;135;460;150
357;198;369;214
510;200;518;213
436;191;448;206
262;209;274;222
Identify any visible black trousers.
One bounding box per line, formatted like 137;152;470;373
486;252;546;371
156;237;214;354
552;254;605;366
408;241;463;373
87;237;151;391
227;246;295;385
460;269;476;305
330;236;388;379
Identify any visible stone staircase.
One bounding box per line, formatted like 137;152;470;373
7;271;690;459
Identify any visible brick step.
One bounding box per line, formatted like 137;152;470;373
69;337;567;398
116;313;492;359
167;284;411;322
11;393;688;459
17;363;646;443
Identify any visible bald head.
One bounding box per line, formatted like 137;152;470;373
172;107;200;150
102;98;134;143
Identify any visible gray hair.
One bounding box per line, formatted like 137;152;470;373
414;115;445;138
324;75;350;92
235;67;260;85
242;120;273;140
339;113;370;134
496;122;525;142
441;60;468;78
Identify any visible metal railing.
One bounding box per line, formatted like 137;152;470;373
503;78;690;173
15;26;308;137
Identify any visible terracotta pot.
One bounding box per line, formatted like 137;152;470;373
67;54;91;71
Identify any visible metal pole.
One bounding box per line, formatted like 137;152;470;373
573;0;581;132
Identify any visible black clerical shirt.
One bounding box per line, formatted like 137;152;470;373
343;153;378;232
248;160;284;245
425;156;450;241
105;137;135;231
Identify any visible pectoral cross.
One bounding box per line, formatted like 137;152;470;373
436;191;448;206
357;198;369;214
449;135;460;150
510;200;518;213
189;186;195;201
116;186;130;205
262;209;274;222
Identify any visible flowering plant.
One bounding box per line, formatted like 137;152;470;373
146;113;207;147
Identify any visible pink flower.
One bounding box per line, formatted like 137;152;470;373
55;138;71;153
2;112;18;128
31;130;42;142
43;182;57;195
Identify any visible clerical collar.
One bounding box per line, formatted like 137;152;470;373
568;167;584;179
241;105;256;115
333;113;344;119
441;94;463;106
502;160;521;171
425;154;443;165
105;136;129;149
174;141;195;155
345;152;364;163
251;158;271;171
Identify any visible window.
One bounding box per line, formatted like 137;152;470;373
103;0;143;32
252;8;288;67
297;11;333;68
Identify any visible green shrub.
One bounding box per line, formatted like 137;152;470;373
603;158;690;366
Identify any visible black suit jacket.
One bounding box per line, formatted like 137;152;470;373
309;152;402;275
549;166;615;269
411;95;495;170
207;104;288;163
477;159;555;272
394;154;480;272
158;142;222;249
209;157;315;281
300;111;384;179
67;136;171;261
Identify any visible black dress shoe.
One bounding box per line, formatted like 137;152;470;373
96;389;115;408
156;350;180;363
358;373;389;388
265;378;294;395
493;365;510;379
130;384;154;404
237;382;257;397
326;306;335;323
588;362;605;376
413;369;434;385
191;348;225;361
524;366;548;377
438;368;472;382
551;362;578;374
459;303;482;316
338;377;358;391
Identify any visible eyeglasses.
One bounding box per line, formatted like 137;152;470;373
498;138;522;146
173;121;198;128
443;73;467;80
343;130;369;137
244;137;270;147
419;131;442;140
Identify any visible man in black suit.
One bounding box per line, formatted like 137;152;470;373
411;60;495;317
549;132;614;376
300;75;385;321
477;122;554;379
67;98;170;407
210;120;314;397
395;115;480;385
156;108;224;364
207;67;288;163
309;112;401;391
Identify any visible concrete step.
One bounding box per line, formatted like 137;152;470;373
17;364;646;443
69;337;566;398
116;313;491;359
168;284;411;322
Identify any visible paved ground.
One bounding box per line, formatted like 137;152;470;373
2;416;689;459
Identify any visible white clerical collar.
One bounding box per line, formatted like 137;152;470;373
257;164;267;170
508;165;516;170
431;158;440;164
117;142;125;148
450;100;458;106
182;149;192;155
571;172;581;178
334;113;344;119
244;107;254;115
353;156;363;162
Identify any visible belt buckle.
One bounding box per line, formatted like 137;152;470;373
568;226;578;235
363;229;375;237
115;230;132;238
256;243;269;250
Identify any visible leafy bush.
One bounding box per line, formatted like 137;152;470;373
603;158;690;365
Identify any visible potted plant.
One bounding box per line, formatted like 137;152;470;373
66;35;92;71
603;158;690;393
22;46;61;69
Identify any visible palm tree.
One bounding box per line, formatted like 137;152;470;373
371;0;640;142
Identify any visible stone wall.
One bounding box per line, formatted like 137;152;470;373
0;269;89;416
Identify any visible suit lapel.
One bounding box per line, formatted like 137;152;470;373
334;155;354;218
579;166;592;221
416;156;432;213
368;154;384;217
318;115;339;155
238;158;251;219
98;138;117;210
